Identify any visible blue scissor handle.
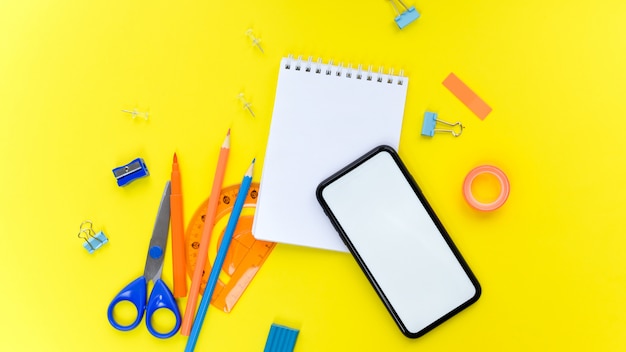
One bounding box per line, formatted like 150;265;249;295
107;276;147;331
145;279;181;338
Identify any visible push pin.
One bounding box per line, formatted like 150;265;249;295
388;0;420;29
246;29;264;53
122;108;149;120
112;157;149;186
238;93;256;117
421;111;464;137
78;221;108;254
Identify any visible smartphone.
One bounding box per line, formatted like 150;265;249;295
316;145;481;338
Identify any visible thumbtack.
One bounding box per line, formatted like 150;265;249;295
238;93;256;117
78;221;108;254
388;0;420;29
246;29;264;53
122;108;149;120
421;111;464;137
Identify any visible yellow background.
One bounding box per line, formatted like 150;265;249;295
1;0;625;351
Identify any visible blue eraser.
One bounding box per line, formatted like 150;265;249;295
112;158;149;187
264;324;299;352
82;231;108;254
395;7;420;29
421;111;437;137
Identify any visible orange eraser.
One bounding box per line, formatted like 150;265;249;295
442;73;492;120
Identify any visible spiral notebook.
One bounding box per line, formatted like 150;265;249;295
253;56;409;252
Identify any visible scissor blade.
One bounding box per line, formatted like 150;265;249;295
144;181;171;282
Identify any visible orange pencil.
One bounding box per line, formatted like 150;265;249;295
170;153;187;298
180;129;230;336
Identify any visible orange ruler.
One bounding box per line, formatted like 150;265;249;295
184;182;276;312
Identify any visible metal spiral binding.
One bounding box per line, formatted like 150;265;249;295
285;54;405;85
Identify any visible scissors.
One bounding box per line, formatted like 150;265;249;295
107;181;181;338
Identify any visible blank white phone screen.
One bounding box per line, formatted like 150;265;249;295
321;150;477;335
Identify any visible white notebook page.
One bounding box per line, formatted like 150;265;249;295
253;57;409;251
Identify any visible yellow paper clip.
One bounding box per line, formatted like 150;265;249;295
78;221;108;254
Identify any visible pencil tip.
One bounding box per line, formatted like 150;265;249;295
173;153;178;163
246;158;256;176
227;128;231;136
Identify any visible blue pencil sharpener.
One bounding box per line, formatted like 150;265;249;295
112;158;149;187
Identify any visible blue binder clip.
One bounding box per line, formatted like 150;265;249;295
264;323;299;352
389;1;420;29
78;221;108;254
421;111;464;137
112;157;149;186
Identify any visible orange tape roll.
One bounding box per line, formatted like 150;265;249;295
463;165;510;211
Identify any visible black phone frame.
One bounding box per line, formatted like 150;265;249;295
316;145;481;338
